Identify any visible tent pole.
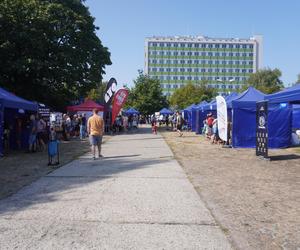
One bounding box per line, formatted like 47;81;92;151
0;103;4;157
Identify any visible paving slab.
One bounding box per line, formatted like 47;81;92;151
0;127;232;249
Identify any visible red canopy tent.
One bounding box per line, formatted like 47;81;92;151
67;99;104;112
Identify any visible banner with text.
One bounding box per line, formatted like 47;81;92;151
111;89;129;125
104;78;117;106
216;96;228;142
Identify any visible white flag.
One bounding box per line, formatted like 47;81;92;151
216;96;228;142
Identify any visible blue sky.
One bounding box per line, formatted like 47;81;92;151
85;0;300;87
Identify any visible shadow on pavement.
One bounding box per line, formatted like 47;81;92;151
0;156;172;215
270;154;300;161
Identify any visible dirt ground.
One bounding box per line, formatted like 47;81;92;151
0;137;109;200
161;129;300;250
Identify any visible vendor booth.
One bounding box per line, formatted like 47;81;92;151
0;87;38;156
183;104;197;130
191;101;207;132
67;99;104;118
264;84;300;148
159;108;173;115
232;87;265;148
124;107;140;115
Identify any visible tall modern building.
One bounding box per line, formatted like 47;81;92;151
145;35;263;95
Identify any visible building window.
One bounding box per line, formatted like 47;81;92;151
228;61;233;65
187;76;192;80
194;52;199;56
201;60;206;64
229;52;233;56
159;59;163;64
194;60;199;64
215;68;220;72
187;68;192;72
228;85;233;89
173;60;178;64
194;76;199;80
208;52;213;56
201;44;206;48
242;53;247;57
249;69;253;73
194;43;199;48
174;43;178;47
160;84;164;88
235;85;240;89
173;68;178;72
159;68;164;72
187;60;191;64
188;43;192;48
181;51;185;56
208;68;212;72
153;43;157;47
166;68;171;72
166;43;171;47
235;61;240;65
235;69;240;73
173;76;178;80
236;53;240;57
215;60;219;64
222;61;226;65
160;76;164;80
173;52;178;56
215;84;219;88
242;61;246;65
215;52;220;57
180;68;185;72
229;44;233;48
180;60;185;64
173;84;178;88
222;85;226;89
250;44;253;49
166;60;171;64
166;52;171;56
235;44;240;49
228;69;233;73
152;51;157;55
166;84;171;88
222;52;226;56
159;51;164;55
201;69;206;72
152;59;157;63
242;69;247;73
208;44;213;48
159;43;164;47
215;77;219;80
249;61;253;65
208;60;212;64
242;44;247;48
222;69;226;73
222;44;226;48
194;68;199;72
235;77;240;81
180;76;185;80
215;44;220;48
180;43;185;47
167;76;171;80
187;52;192;56
202;52;206;56
242;77;246;81
152;68;157;72
249;53;253;57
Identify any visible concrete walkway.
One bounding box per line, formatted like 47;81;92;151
0;127;232;249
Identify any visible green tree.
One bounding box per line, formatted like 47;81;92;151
169;81;217;110
0;0;111;110
244;68;284;94
86;81;107;103
126;72;168;115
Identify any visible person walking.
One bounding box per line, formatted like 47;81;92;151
176;112;183;137
28;114;37;152
87;109;104;160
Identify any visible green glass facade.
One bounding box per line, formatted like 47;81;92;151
145;36;261;95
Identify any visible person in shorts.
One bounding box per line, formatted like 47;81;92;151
87;109;104;160
176;111;183;137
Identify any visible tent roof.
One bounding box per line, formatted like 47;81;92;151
265;84;300;104
125;107;139;115
159;108;173;115
232;87;265;109
192;101;208;110
0;87;38;111
184;103;197;112
67;99;104;112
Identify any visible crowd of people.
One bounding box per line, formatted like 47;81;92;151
111;114;139;133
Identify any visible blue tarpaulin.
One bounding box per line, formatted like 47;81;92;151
191;101;207;132
265;84;300;104
183;104;197;130
232;87;265;148
0;87;38;156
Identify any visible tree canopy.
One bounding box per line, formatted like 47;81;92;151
0;0;111;110
125;72;168;115
169;81;217;110
244;68;284;94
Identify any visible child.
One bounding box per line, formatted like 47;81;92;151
151;116;157;135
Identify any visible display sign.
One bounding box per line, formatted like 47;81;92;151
256;101;269;158
104;78;117;105
216;96;228;142
38;103;50;126
111;89;129;125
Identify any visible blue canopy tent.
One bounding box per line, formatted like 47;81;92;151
194;100;217;134
191;101;207;132
232;87;265;148
159;108;173;115
124;107;140;115
0;87;38;156
183;104;197;130
264;84;300;148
